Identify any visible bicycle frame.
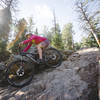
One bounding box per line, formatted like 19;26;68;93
18;46;39;64
18;45;53;64
20;52;39;64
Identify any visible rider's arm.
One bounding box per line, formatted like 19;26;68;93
21;35;36;44
23;43;32;52
22;38;33;44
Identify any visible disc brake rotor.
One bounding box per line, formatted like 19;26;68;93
16;67;24;77
51;54;57;60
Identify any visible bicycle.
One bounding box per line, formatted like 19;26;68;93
6;46;62;87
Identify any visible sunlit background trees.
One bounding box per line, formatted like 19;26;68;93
0;0;100;61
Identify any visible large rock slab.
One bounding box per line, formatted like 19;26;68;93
0;47;99;100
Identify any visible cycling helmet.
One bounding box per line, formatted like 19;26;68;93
25;32;32;37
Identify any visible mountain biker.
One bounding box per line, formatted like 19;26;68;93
19;32;50;63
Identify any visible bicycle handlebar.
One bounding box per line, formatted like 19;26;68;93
17;45;34;56
17;44;38;56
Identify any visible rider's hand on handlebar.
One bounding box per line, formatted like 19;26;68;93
19;42;23;47
18;42;24;54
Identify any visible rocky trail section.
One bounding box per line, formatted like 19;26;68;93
0;48;99;100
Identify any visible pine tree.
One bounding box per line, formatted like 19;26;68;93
76;0;100;47
34;28;38;35
51;24;63;49
62;23;74;50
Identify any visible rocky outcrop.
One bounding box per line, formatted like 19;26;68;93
0;47;99;100
97;50;100;100
60;50;74;60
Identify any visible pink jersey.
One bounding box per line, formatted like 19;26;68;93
22;34;47;52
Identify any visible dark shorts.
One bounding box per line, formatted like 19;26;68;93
40;39;50;48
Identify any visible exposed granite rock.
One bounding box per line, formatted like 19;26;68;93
0;47;99;100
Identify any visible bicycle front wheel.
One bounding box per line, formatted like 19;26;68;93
43;48;62;67
6;60;34;87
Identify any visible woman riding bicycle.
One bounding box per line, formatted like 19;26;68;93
19;32;50;63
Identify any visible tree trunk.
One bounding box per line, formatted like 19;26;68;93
79;3;100;47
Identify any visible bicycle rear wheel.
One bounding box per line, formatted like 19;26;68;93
43;48;62;67
6;60;34;87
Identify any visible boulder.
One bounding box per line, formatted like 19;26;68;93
0;47;99;100
60;50;74;60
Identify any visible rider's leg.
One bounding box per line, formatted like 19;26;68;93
36;40;50;60
36;44;43;59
